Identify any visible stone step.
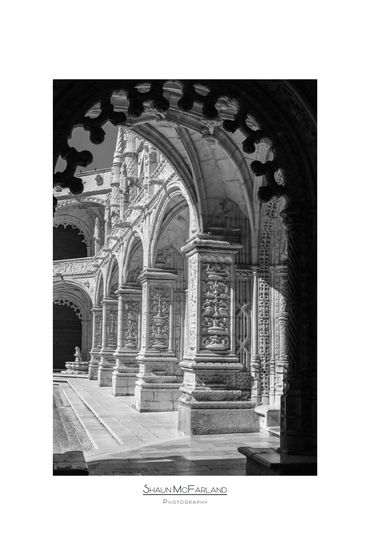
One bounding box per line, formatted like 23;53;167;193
53;385;95;452
57;381;122;451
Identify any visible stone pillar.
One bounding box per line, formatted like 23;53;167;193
275;265;288;406
135;269;180;412
279;203;316;456
178;235;258;435
250;266;261;404
97;297;118;386
112;286;142;396
88;305;102;379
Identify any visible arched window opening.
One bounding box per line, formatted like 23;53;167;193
53;224;87;260
53;302;82;369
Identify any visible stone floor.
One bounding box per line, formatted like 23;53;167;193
53;374;279;475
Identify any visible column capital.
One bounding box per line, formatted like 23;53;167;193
181;233;242;256
137;268;177;284
101;296;118;306
115;285;141;296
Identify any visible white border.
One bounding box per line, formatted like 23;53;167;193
1;1;369;554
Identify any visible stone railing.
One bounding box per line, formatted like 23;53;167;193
53;257;96;277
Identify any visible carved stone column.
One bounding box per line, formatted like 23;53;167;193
250;266;261;404
135;269;180;412
279;203;316;456
275;265;288;406
88;305;102;379
112;286;141;396
178;235;258;435
97;296;118;386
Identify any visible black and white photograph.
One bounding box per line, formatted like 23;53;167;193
3;2;369;554
53;79;317;476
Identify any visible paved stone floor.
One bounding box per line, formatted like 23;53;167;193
53;375;279;475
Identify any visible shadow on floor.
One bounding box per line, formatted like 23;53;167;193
87;454;245;476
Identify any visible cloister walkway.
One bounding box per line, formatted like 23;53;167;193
53;374;279;475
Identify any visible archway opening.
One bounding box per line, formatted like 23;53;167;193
53;224;87;260
53;302;82;369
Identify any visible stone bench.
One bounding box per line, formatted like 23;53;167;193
238;447;317;476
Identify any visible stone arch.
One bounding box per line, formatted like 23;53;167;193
122;231;144;285
95;270;104;305
53;280;93;361
54;199;105;257
105;254;120;297
131;111;257;237
53;214;92;256
148;180;198;268
53;223;88;260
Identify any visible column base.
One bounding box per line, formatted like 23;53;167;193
97;352;115;386
97;368;114;387
112;370;137;396
88;363;99;380
178;392;258;435
135;375;182;412
88;354;100;380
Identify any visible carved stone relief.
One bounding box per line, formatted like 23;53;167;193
53;258;94;276
174;291;186;362
95;313;102;348
187;256;198;351
201;262;231;351
106;309;118;347
122;301;140;349
149;286;170;350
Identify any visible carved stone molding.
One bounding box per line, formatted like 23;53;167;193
53;257;95;276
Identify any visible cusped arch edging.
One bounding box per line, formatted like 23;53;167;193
53;80;316;209
53;281;93;319
53;299;82;320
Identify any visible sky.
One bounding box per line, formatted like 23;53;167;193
55;121;118;174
